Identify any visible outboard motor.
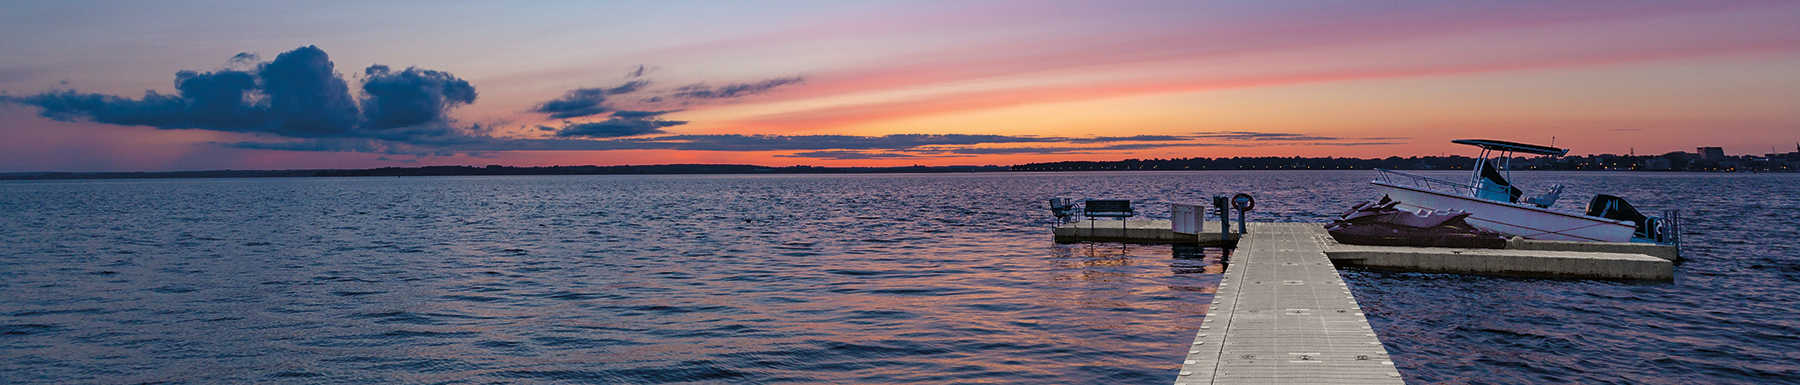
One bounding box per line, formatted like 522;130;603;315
1586;195;1677;243
1586;195;1647;230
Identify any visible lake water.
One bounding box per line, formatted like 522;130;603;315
1;171;1795;384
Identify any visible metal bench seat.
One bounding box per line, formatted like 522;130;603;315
1082;199;1135;232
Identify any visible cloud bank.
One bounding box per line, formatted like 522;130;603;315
1;45;1404;160
4;46;477;142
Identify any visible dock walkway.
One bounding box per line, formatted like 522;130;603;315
1176;223;1402;384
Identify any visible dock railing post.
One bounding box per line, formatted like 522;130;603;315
1237;208;1247;234
1231;193;1255;235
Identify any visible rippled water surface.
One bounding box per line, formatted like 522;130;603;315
2;171;1796;384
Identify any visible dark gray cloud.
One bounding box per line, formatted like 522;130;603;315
1191;131;1314;140
1192;130;1406;145
8;89;191;129
530;79;652;119
258;46;361;137
670;76;803;99
528;65;659;120
553;118;687;138
607;79;649;94
227;52;259;65
775;150;930;160
6;64;277;133
1064;135;1194;143
609;110;677;119
533;88;611;119
359;65;476;131
170;69;264;129
3;45;477;141
926;146;1098;155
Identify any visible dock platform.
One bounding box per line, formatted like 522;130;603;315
1176;222;1401;384
1053;219;1236;244
1056;220;1674;280
1050;219;1679;382
1325;243;1672;280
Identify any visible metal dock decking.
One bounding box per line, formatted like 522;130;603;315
1176;223;1403;384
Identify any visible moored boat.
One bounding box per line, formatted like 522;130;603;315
1369;139;1679;244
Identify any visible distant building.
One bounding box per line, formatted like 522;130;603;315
1697;147;1725;161
1766;143;1800;161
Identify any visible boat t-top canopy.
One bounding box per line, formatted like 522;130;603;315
1451;139;1568;156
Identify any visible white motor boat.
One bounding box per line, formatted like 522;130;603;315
1369;139;1679;244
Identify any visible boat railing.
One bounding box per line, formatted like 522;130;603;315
1373;168;1505;197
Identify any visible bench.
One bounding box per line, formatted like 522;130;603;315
1083;199;1135;231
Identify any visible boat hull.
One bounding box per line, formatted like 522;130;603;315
1371;181;1636;242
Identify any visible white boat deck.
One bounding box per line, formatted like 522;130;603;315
1176;223;1402;384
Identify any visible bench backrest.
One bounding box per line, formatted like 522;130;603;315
1084;199;1134;216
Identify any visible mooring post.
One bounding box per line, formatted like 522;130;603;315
1212;195;1229;240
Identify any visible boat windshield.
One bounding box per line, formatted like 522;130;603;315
1375;168;1521;202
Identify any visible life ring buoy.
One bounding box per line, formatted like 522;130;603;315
1231;193;1255;211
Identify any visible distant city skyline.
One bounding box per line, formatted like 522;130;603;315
3;1;1798;171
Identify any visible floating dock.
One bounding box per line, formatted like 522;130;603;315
1049;220;1680;383
1325;244;1672;280
1176;223;1401;384
1052;219;1236;244
1052;221;1674;280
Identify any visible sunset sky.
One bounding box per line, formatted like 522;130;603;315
2;0;1797;171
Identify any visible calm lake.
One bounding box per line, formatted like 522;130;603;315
2;171;1795;384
